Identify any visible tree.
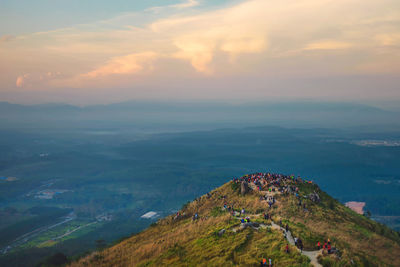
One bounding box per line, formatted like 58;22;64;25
365;210;371;218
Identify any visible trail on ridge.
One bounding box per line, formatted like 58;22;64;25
271;221;322;267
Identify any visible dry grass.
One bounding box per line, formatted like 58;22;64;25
70;181;400;267
275;187;400;266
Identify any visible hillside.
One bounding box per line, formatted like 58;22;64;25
70;173;400;266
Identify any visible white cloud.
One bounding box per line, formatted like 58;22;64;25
146;0;199;13
171;0;199;9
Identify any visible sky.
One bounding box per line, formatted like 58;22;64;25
0;0;399;105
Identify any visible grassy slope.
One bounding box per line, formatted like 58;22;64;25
70;181;400;267
274;182;400;266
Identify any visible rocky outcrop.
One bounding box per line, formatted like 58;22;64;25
241;181;250;195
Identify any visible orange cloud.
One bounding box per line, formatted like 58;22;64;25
16;74;29;87
82;52;158;78
2;0;400;91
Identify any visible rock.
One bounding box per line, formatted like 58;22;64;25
218;229;226;236
241;181;250;195
240;222;258;229
240;223;249;229
308;191;321;203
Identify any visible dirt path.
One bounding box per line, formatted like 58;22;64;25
271;221;322;267
233;181;322;266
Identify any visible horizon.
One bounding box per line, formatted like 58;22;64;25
1;99;400;113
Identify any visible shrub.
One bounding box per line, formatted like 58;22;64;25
231;182;239;192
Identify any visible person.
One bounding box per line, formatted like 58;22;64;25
285;224;289;232
262;258;267;266
279;219;282;227
298;238;303;249
294;237;298;247
285;243;289;253
328;244;331;254
192;213;198;221
327;238;331;245
299;242;303;253
317;241;321;250
269;258;272;267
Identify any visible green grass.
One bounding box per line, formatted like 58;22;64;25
210;207;226;217
283;220;325;250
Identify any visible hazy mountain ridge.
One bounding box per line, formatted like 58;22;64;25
1;101;399;131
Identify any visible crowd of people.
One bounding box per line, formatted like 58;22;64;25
232;173;334;266
318;239;333;254
232;172;314;197
233;172;302;191
189;172;334;266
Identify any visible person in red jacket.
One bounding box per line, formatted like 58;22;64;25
285;243;289;253
261;258;267;266
317;241;321;250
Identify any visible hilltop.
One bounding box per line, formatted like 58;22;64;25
70;173;400;266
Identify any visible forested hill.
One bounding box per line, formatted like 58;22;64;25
70;173;400;266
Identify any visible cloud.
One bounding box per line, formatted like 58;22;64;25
16;74;29;87
3;0;400;93
375;33;400;47
82;52;158;78
15;72;62;88
304;41;353;50
173;39;215;73
171;0;199;9
146;0;199;13
0;35;14;43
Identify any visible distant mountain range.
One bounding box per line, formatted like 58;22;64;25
1;101;399;131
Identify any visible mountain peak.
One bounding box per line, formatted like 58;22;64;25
70;173;400;266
